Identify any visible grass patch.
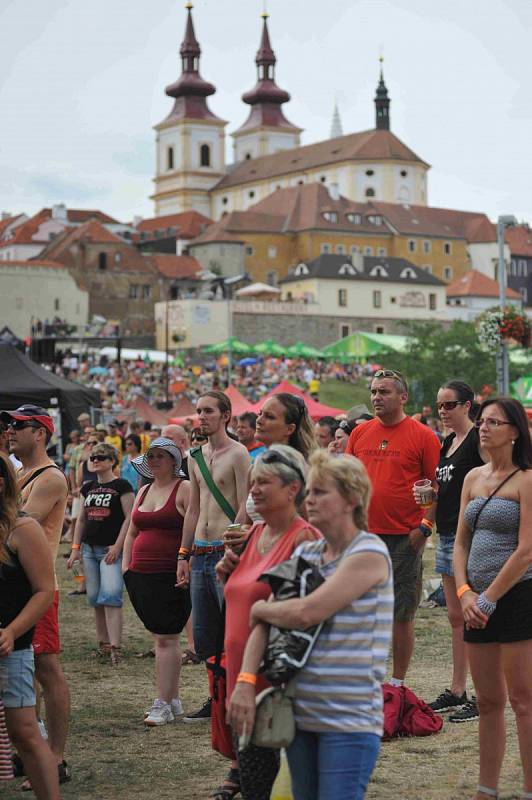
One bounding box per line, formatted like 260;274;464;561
318;379;370;411
2;545;524;799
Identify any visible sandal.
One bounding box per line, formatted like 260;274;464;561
22;761;71;791
209;768;241;799
182;648;200;665
91;642;111;659
110;646;122;667
476;787;498;798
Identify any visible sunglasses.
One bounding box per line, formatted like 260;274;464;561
373;369;407;390
474;417;512;430
437;401;465;412
89;454;110;462
260;450;306;485
7;420;43;432
86;441;99;446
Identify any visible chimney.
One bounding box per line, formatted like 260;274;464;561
329;182;340;201
52;203;67;221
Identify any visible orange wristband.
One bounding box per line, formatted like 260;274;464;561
456;583;471;599
178;547;190;555
236;672;257;686
71;544;80;550
421;518;433;529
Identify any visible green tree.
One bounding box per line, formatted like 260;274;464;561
379;321;496;410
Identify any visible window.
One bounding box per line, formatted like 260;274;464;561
339;263;357;276
519;287;528;304
320;175;326;183
54;298;60;311
400;169;408;177
335;244;345;254
167;146;174;170
443;266;453;281
245;245;254;256
390;296;396;304
519;259;527;276
323;211;338;223
400;267;417;279
346;213;361;224
429;293;437;310
373;290;382;308
365;188;375;198
443;242;452;255
364;246;374;256
408;239;416;253
365;169;375;176
143;285;152;299
338;288;347;307
377;247;387;256
370;265;388;277
320;243;331;254
268;246;277;259
368;215;382;225
114;252;122;264
129;284;140;299
350;245;359;254
375;326;384;334
294;263;309;276
200;144;211;167
248;190;255;199
222;197;228;206
340;324;351;338
98;252;107;271
245;153;252;160
423;240;431;254
267;271;278;286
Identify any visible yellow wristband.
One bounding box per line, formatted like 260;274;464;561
236;672;257;686
456;583;471;599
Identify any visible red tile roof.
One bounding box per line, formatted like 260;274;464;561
149;254;202;279
446;270;521;299
0;208;119;247
135;210;212;239
214;129;428;191
0;259;66;270
0;214;26;239
371;201;495;241
505;225;532;257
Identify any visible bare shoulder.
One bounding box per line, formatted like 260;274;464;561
12;514;43;544
38;466;68;494
518;469;532;493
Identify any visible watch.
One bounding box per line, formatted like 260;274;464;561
177;553;190;562
419;524;433;538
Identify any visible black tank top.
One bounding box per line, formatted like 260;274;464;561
0;519;34;650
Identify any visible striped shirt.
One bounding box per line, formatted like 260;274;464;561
292;532;394;736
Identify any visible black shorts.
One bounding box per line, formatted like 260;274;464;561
123;570;191;636
464;579;532;644
379;534;422;623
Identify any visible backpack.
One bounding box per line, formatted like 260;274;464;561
382;683;443;740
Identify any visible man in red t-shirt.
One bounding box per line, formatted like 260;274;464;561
346;369;440;683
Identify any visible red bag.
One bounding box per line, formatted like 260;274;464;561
207;653;235;760
382;683;443;740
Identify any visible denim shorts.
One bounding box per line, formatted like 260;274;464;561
435;535;455;577
1;648;36;709
82;543;124;608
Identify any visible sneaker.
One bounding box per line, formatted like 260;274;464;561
449;697;479;723
171;697;184;720
144;699;175;727
183;698;212;724
429;689;467;713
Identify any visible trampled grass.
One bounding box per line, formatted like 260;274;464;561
3;546;523;800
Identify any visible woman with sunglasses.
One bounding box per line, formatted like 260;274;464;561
122;438;191;727
415;382;484;721
453;397;532;800
217;445;320;800
67;443;134;665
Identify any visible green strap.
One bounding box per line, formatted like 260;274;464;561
190;446;236;522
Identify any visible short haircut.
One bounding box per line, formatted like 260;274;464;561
92;442;119;467
238;412;258;429
317;416;338;435
252;444;308;507
308;450;372;529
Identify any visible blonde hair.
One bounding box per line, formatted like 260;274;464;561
0;452;19;564
308;450;372;529
92;442;119;467
252;444;308;506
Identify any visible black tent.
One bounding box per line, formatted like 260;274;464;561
0;344;100;435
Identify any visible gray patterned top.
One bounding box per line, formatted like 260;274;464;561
465;497;528;592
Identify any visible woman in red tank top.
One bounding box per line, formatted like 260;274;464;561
122;438;191;727
217;445;320;800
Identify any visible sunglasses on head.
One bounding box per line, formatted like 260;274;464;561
89;454;110;462
437;401;465;412
8;420;43;432
260;450;306;485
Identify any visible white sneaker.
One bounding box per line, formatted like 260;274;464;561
144;699;175;727
171;697;184;720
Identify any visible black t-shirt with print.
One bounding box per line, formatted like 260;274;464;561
81;479;133;546
435;427;483;536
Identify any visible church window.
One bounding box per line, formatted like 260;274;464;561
338;289;347;307
249;191;255;199
444;266;453;281
347;213;361;224
200;144;211;167
167;147;174;170
423;240;431;254
373;290;382;308
98;252;107;271
320;176;326;183
365;188;375;198
429;293;437;310
268;246;277;258
245;153;252;161
444;242;452;255
365;169;375;176
408;240;416;253
377;247;387;256
400;169;408;177
323;212;338;223
320;243;331;254
245;246;254;256
368;215;382;225
335;244;345;254
364;246;374;256
222;197;228;205
350;245;359;254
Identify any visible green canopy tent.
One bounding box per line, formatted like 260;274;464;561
253;339;285;357
203;337;252;356
286;341;325;359
323;331;409;361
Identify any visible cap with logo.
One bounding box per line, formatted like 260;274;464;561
0;404;55;435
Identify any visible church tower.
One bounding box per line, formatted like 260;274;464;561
232;12;302;163
151;3;227;216
374;56;390;131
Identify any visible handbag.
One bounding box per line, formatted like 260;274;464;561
250;679;297;750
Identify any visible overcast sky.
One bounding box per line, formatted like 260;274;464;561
1;0;531;224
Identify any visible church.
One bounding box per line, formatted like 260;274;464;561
151;3;430;220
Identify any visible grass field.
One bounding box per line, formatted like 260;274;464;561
3;546;524;800
318;379;370;412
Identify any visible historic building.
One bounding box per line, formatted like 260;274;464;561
151;6;429;218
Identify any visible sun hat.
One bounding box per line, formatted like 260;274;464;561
131;437;183;479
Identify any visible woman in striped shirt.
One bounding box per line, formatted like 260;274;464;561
230;451;393;800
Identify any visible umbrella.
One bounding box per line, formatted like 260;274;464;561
238;357;258;367
253;339;285;357
203;337;252;356
89;366;108;376
286;342;325;359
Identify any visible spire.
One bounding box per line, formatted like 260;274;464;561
163;3;221;121
374;56;390;130
235;12;301;134
330;101;343;139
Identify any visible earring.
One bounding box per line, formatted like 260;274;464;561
511;440;516;445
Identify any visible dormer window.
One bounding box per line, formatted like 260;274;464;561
338;263;357;276
323;212;338;223
400;267;417;279
294;263;309;277
367;215;382;225
369;265;388;278
346;213;361;224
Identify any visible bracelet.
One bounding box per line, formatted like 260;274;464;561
476;592;497;616
456;583;471;599
419;524;433;539
178;547;190;555
71;544;81;550
420;518;434;529
236;672;257;686
177;554;190;562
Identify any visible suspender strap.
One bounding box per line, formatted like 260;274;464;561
189;446;236;523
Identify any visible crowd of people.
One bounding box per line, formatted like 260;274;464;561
0;366;531;800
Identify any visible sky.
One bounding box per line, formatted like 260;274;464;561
1;0;532;224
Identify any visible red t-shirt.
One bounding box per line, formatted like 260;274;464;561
345;416;440;535
224;517;320;700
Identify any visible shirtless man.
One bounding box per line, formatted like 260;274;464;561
1;404;71;786
176;391;249;726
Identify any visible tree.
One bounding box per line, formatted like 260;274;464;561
378;321;497;410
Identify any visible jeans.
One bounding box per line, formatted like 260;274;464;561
190;547;224;661
82;544;124;608
287;730;381;800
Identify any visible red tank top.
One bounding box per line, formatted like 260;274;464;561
224;517;321;700
129;481;183;573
